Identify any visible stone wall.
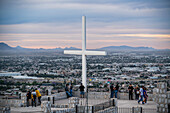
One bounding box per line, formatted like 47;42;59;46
0;99;23;107
41;92;67;102
0;106;10;113
151;82;169;113
96;107;117;113
73;91;110;99
117;92;153;101
88;92;110;99
42;97;118;113
73;91;155;100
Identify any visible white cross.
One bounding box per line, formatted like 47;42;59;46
64;16;106;91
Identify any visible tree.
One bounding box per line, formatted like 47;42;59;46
32;81;38;85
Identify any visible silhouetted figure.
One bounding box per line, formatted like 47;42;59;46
143;87;148;104
128;84;134;100
26;90;31;107
110;84;114;98
65;84;71;98
79;83;85;98
134;86;140;100
70;83;73;97
115;84;119;98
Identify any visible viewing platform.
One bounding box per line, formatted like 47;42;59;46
0;83;169;113
10;99;157;113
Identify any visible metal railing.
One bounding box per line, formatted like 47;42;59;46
118;107;132;113
93;99;115;112
117;107;157;113
74;99;116;113
142;108;157;113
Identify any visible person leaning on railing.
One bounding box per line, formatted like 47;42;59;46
35;88;41;105
26;90;31;107
31;90;37;107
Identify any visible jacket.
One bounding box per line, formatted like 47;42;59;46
35;90;41;97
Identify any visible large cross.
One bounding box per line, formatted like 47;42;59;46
64;16;106;91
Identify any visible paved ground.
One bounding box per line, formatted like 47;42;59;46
117;100;157;113
54;98;110;106
11;106;43;113
11;99;157;113
118;100;157;109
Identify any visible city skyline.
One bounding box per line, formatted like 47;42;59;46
0;0;170;49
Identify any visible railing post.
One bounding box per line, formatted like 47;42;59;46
48;97;50;101
76;105;78;113
112;99;115;106
103;104;104;110
92;106;94;113
53;97;55;104
140;107;142;113
109;99;111;106
132;107;134;113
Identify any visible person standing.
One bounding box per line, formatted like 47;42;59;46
70;83;73;97
31;90;37;107
143;87;148;104
115;84;119;98
79;83;85;98
128;84;134;100
134;86;140;100
26;90;31;107
110;84;114;98
138;86;144;104
35;88;41;105
65;84;71;98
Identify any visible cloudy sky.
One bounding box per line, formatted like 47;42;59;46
0;0;170;49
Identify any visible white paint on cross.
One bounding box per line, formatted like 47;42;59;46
64;16;106;91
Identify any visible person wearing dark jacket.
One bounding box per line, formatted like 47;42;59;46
134;86;140;100
26;90;31;107
79;83;85;98
115;84;119;98
70;84;73;97
65;84;71;98
110;84;114;98
128;84;134;100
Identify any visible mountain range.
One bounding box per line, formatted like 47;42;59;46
0;42;167;51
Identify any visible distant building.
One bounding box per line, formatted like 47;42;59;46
0;72;21;76
147;67;160;72
12;76;44;80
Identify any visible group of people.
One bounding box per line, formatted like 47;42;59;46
26;88;41;107
26;83;148;107
65;83;85;98
109;83;148;104
128;84;148;104
138;86;148;104
110;84;119;98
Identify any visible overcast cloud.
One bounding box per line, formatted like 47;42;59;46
0;0;170;49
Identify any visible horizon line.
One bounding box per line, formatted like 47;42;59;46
1;42;169;50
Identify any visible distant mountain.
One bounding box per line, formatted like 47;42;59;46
64;47;81;50
0;42;80;51
99;45;155;51
15;46;28;50
0;42;13;50
0;42;169;52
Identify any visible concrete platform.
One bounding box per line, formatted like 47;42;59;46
11;106;43;113
54;98;110;106
10;99;157;113
118;100;157;109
